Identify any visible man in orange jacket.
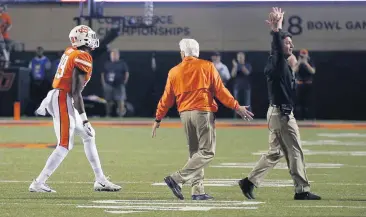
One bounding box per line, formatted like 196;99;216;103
151;38;254;200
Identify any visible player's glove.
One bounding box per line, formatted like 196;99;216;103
80;113;95;137
83;121;95;137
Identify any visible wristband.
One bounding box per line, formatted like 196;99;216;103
155;119;161;123
80;113;88;122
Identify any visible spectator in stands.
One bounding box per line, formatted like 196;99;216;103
293;49;316;120
231;52;253;116
211;52;230;85
101;49;130;117
26;46;51;116
0;4;11;67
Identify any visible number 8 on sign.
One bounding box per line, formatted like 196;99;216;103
287;16;303;35
55;54;69;79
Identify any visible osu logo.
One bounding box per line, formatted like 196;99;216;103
78;26;89;33
0;72;15;91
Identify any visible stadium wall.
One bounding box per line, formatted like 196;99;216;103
6;50;366;120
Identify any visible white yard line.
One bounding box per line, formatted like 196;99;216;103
0;180;145;184
0;202;78;206
1;179;366;186
93;200;264;205
83;200;263;213
78;205;259;211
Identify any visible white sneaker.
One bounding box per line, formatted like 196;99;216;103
29;180;56;193
94;178;121;192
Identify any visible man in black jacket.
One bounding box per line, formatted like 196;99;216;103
238;7;321;200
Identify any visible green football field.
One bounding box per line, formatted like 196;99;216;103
0;119;366;217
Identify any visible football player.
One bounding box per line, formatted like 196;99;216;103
29;25;121;193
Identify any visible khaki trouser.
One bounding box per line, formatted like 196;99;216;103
248;106;310;193
171;110;216;195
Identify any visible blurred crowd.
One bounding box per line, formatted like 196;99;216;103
22;48;315;119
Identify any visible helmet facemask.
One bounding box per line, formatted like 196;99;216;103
85;31;99;50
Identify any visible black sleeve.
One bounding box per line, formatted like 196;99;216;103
271;30;285;75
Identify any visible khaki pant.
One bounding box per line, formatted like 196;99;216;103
248;106;310;193
171;110;216;195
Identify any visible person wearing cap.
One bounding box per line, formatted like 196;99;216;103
237;7;321;201
211;52;230;85
151;38;254;200
231;52;253;116
293;49;316;120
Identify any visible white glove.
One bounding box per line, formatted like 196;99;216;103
83;121;95;137
80;113;95;137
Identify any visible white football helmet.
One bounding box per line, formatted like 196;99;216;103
69;25;99;49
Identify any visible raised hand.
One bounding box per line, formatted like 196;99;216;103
266;7;285;31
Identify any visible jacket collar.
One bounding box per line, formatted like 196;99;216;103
183;56;198;61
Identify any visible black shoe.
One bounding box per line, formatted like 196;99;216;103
164;176;184;200
238;177;255;199
294;192;321;200
192;194;214;200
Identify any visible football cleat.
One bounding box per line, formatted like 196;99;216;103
29;180;56;193
294;192;321;200
238;177;255;199
164;176;184;200
192;194;214;200
94;178;121;192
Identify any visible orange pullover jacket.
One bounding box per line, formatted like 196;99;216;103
155;56;239;120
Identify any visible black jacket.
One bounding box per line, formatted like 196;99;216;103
264;29;296;106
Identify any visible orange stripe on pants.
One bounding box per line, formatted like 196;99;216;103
58;90;70;149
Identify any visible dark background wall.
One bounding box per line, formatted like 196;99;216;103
7;50;366;120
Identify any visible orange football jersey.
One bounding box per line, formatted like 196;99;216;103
52;47;93;93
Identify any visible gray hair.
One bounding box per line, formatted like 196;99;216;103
179;38;199;57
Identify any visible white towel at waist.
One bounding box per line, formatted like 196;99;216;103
35;89;58;117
